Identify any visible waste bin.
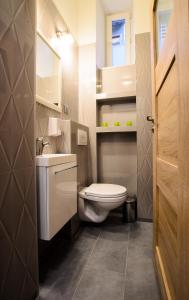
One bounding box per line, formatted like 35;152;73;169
123;197;137;223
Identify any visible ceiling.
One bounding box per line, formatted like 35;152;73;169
101;0;133;15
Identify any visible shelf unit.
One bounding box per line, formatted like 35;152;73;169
96;126;137;133
96;94;136;132
96;92;137;196
96;91;136;101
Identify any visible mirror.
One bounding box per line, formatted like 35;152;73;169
155;0;174;58
36;32;62;112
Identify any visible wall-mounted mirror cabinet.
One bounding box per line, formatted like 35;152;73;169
36;32;62;112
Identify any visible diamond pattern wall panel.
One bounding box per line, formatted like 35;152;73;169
136;33;153;220
0;1;38;299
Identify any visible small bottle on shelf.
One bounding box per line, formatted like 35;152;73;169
125;121;133;127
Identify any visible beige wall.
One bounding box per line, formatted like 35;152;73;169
77;0;96;46
52;0;97;46
101;64;136;94
96;0;105;68
78;44;97;181
52;0;78;41
76;0;97;181
98;134;137;195
157;0;173;11
133;0;153;34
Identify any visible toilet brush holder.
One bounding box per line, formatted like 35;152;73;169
123;197;137;223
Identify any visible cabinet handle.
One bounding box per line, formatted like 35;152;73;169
54;165;78;175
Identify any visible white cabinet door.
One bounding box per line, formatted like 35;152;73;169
47;164;77;240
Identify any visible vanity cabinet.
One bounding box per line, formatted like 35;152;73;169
36;154;77;240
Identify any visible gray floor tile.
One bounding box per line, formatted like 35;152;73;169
100;215;130;242
80;223;101;239
73;230;99;252
87;236;127;273
127;243;153;262
39;231;98;299
124;223;161;300
124;268;161;300
39;246;89;299
101;225;130;242
41;266;83;300
129;222;153;247
39;219;161;300
73;268;125;300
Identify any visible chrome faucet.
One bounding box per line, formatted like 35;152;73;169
36;137;49;155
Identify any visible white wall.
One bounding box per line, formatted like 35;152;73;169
53;0;97;46
157;0;173;11
96;0;105;68
77;0;96;45
52;0;78;41
76;0;97;181
78;44;97;181
133;0;153;34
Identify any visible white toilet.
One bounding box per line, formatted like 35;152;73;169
78;183;127;223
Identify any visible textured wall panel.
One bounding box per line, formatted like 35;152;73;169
136;33;153;220
0;1;38;299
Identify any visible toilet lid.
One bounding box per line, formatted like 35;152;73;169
85;183;127;198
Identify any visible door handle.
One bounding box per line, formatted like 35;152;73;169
147;116;154;124
147;116;155;133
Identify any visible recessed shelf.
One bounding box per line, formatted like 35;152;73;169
96;126;137;133
96;91;136;101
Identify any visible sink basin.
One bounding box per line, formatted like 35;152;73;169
36;154;77;167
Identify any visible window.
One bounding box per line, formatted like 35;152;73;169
156;0;173;57
112;19;126;66
106;13;131;67
157;9;172;51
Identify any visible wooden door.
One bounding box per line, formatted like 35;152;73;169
151;1;189;299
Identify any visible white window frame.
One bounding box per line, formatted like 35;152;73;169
106;12;131;67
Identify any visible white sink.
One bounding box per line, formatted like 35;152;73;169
36;154;77;167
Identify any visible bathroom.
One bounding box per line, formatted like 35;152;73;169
1;0;189;299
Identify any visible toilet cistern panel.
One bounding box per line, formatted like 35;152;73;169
36;154;77;240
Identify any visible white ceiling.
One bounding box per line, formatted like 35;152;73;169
101;0;133;15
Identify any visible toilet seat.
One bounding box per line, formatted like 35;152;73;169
79;183;127;203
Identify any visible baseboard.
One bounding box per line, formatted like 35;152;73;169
137;217;153;223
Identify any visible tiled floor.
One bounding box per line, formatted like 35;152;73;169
39;215;161;300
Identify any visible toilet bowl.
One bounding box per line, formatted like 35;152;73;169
78;183;127;223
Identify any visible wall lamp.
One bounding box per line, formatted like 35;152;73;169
56;30;74;46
